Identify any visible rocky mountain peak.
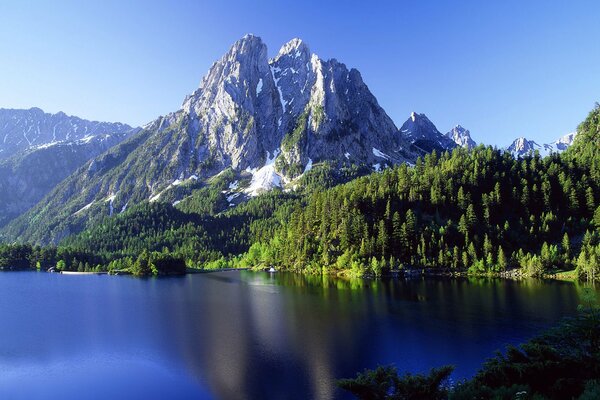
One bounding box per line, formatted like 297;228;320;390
400;111;441;140
274;38;311;62
446;125;476;149
554;132;577;149
400;112;456;153
506;137;541;158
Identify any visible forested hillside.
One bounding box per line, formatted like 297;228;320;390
239;108;600;278
1;105;599;279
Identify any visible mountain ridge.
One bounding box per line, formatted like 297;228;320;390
506;132;577;158
0;107;133;159
0;35;419;244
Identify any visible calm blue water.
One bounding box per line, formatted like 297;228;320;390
0;271;591;399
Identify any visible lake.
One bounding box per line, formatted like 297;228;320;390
0;270;592;399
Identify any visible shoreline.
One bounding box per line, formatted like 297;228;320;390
59;271;108;275
1;266;585;283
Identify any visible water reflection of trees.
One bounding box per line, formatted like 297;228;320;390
150;272;586;399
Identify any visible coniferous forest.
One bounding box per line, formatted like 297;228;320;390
1;104;599;279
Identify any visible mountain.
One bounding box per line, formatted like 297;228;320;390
0;108;132;159
507;132;577;158
180;35;416;175
551;132;577;151
1;35;418;244
446;125;476;149
0;131;136;227
400;112;457;153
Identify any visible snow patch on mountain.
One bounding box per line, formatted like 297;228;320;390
270;66;286;113
303;158;313;173
74;201;94;216
245;150;285;196
372;147;390;160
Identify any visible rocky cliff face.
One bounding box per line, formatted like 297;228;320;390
0;108;132;159
2;35;420;244
179;35;415;177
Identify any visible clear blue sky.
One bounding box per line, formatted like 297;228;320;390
1;0;599;146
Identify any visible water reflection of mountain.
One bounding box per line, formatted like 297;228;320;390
149;272;582;399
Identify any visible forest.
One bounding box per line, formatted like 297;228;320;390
0;104;599;278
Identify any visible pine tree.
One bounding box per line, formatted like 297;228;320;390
585;187;595;214
466;204;477;231
561;233;571;259
497;247;507;271
377;219;389;258
392;211;402;246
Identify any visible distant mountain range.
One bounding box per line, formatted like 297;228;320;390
0;35;581;244
506;133;578;158
0;108;137;227
0;107;132;159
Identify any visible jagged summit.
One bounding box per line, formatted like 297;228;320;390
179;34;417;173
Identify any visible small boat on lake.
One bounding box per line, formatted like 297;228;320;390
268;266;276;273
